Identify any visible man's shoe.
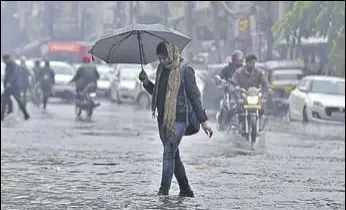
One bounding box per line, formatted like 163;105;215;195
157;187;168;196
178;189;194;197
177;176;194;198
24;113;30;120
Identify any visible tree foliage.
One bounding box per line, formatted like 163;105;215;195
272;1;345;76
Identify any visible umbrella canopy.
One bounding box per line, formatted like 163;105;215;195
89;24;191;64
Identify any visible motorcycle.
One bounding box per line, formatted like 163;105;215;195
239;86;266;145
75;83;100;118
216;79;238;131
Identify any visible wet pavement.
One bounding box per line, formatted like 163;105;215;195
1;100;345;210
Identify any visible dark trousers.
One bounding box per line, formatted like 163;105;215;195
1;87;29;120
40;85;52;109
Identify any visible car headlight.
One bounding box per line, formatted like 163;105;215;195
246;96;259;105
313;101;323;107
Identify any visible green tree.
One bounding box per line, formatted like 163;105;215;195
272;1;345;76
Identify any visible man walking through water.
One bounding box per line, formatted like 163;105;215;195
1;54;30;121
139;41;213;197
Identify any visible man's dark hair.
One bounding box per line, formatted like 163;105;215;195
245;54;257;62
156;42;168;56
2;54;10;60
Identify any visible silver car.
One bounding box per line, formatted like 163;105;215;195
109;63;154;109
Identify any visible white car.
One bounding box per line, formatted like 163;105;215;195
96;64;113;97
109;63;154;108
49;61;76;101
288;75;345;124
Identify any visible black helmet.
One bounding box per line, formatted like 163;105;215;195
231;50;244;66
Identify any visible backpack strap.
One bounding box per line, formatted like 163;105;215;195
180;62;189;126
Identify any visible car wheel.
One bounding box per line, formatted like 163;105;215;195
303;106;309;124
137;93;150;109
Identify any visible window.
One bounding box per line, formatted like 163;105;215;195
310;80;345;95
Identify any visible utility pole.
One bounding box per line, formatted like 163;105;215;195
266;1;274;61
184;1;193;61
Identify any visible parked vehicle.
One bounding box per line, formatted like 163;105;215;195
109;63;154;108
96;64;113;97
287;75;345;124
49;61;76;101
263;60;304;117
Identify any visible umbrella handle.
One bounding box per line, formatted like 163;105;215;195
137;31;146;69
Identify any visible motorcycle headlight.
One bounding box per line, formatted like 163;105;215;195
246;96;259;105
89;92;96;98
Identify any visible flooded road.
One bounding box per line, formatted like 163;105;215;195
1;101;345;210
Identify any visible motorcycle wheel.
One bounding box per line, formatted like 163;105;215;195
87;107;93;118
249;116;257;145
75;106;82;117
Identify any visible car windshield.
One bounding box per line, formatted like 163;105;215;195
51;64;74;75
311;80;345;95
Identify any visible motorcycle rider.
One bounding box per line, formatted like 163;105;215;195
69;56;100;103
37;60;55;110
215;50;244;83
1;54;30;121
215;50;244;130
231;54;271;133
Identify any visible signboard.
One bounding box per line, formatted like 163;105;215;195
47;42;81;53
236;16;250;39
